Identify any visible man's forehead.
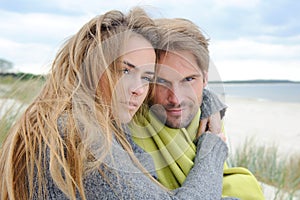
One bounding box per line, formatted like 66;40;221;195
156;66;203;84
157;51;202;77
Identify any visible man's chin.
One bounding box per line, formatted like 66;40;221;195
165;118;185;129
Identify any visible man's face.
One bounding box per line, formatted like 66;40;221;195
151;50;208;128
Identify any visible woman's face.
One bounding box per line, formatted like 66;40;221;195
112;35;156;123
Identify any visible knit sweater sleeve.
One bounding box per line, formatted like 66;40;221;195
82;133;239;200
39;130;239;199
201;88;227;119
81;134;239;200
172;133;239;200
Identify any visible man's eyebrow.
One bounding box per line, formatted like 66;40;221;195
122;60;136;68
186;74;202;78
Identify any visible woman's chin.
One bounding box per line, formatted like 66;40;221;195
116;113;134;124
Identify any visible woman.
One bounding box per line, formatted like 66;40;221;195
0;8;235;200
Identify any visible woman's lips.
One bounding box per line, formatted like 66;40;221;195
121;101;139;111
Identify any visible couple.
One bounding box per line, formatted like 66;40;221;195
0;7;263;200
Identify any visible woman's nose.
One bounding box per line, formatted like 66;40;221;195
130;82;147;96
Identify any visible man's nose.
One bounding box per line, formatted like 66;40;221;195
167;85;182;105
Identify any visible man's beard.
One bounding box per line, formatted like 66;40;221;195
149;102;198;129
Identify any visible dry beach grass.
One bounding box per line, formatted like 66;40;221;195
224;96;300;199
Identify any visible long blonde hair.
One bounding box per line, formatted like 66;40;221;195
0;7;159;200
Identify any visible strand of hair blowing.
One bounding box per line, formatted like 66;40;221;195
0;12;113;199
0;8;160;200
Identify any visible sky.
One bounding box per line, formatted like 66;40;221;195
0;0;300;81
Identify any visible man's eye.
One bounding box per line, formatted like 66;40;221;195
185;77;194;81
142;76;154;82
156;78;166;84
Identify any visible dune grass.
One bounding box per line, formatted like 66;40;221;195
228;137;300;199
1;76;300;199
0;75;44;144
0;99;26;144
0;75;44;103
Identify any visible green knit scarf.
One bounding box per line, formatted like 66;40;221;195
129;109;266;200
129;109;200;189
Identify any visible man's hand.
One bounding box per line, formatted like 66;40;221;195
197;112;226;142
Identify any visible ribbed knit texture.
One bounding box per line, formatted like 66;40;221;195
33;132;239;200
129;109;200;189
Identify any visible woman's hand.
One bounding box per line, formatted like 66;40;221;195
197;112;226;142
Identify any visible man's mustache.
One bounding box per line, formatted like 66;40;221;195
159;102;189;110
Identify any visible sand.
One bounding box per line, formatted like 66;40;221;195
223;96;300;199
223;96;300;156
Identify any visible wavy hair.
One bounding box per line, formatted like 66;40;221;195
0;7;159;200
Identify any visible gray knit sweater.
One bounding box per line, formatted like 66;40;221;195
37;133;238;200
34;89;239;199
201;88;227;119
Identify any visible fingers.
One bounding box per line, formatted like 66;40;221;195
216;132;227;142
207;112;221;134
198;112;224;141
198;118;208;138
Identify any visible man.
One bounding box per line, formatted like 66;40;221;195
130;17;227;187
130;18;265;200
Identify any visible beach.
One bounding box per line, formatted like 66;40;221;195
223;96;300;156
223;96;300;199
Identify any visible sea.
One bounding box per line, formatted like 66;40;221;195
207;82;300;103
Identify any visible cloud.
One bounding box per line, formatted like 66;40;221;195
0;9;93;74
1;0;167;15
208;35;300;81
0;0;299;81
214;59;300;81
212;0;261;8
0;38;54;74
0;10;89;43
210;37;300;60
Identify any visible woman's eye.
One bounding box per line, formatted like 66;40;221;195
122;68;130;74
